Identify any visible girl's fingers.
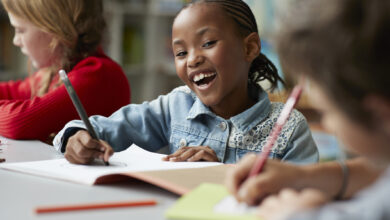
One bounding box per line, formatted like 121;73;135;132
65;149;93;164
170;148;196;161
163;146;219;162
187;150;206;161
162;147;188;161
64;151;78;164
172;146;217;162
103;146;114;162
77;130;102;150
98;140;114;162
66;131;110;164
71;137;101;159
187;149;219;162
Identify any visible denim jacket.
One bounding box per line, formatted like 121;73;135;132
54;86;318;164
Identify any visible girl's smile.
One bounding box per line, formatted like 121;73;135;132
189;69;217;91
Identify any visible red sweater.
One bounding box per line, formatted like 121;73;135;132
0;53;130;141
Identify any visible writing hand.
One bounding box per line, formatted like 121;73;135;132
64;130;113;164
225;154;305;205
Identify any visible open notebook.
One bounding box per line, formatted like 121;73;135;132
0;145;228;195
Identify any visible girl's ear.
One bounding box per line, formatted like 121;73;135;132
364;95;390;136
244;33;261;62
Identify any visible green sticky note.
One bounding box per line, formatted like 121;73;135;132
165;183;258;220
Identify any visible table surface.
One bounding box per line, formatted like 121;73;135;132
0;137;178;220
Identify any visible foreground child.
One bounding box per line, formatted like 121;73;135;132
226;0;390;219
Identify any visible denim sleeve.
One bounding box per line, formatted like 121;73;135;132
281;119;319;164
54;94;172;153
92;95;172;152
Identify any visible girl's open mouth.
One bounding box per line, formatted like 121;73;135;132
192;72;217;87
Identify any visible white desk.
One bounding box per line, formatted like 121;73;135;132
0;138;178;220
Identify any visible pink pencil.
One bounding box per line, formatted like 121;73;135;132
248;85;303;177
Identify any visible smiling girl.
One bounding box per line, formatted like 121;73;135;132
54;0;318;165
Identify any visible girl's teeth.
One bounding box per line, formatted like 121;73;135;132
194;75;200;82
194;73;204;82
193;72;216;82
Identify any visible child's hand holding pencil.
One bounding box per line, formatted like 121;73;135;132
225;155;305;205
64;130;114;165
59;70;113;165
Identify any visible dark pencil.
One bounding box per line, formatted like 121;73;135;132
59;70;109;166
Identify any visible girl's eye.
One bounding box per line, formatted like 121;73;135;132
175;51;187;57
202;40;217;48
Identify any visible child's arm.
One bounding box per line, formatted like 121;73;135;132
53;93;174;155
226;154;383;205
0;78;31;100
162;146;219;162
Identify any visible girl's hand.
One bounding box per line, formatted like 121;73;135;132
162;146;219;162
64;130;114;164
257;188;329;220
225;154;305;205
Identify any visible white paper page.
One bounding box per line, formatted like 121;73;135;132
0;144;222;185
214;195;257;215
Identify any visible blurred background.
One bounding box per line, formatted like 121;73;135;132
0;0;282;103
0;0;344;161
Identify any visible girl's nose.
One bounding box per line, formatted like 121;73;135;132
13;34;22;47
187;51;204;68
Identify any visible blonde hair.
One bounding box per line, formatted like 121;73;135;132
1;0;106;96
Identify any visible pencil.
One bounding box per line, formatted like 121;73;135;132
35;199;157;214
248;85;303;177
59;69;109;166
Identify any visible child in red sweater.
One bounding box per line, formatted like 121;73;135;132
0;0;130;142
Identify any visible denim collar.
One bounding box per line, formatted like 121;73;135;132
187;97;215;119
186;87;271;133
